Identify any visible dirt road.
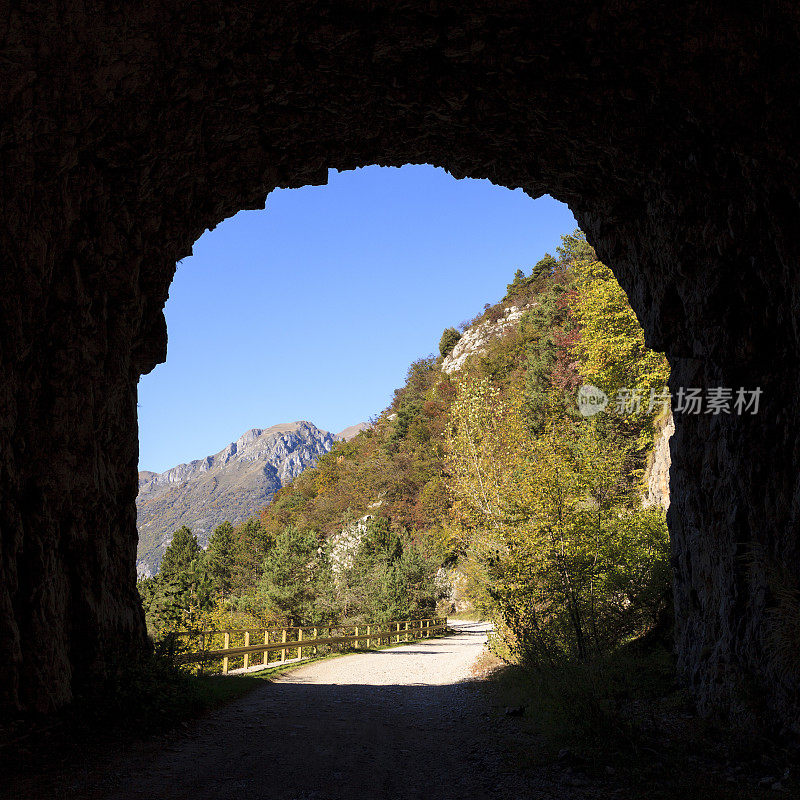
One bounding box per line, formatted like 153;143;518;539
93;622;595;800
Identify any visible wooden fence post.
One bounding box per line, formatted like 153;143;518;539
313;627;318;656
263;630;270;666
405;621;409;642
222;631;230;675
354;626;359;649
281;627;287;663
243;631;250;670
366;624;371;649
298;627;303;661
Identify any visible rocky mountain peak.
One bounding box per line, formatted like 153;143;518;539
136;420;359;576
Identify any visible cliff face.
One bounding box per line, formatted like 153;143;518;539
136;422;334;575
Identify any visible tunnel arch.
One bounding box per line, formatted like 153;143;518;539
1;2;799;726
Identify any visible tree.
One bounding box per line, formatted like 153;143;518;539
572;256;669;402
159;526;201;579
257;527;319;622
336;517;439;624
522;279;575;432
206;521;236;597
504;268;528;299
445;378;669;666
531;252;558;280
570;246;670;455
139;550;214;639
439;327;462;358
556;228;595;268
230;517;273;593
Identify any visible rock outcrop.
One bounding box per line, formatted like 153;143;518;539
136;422;335;576
441;306;528;374
327;515;373;575
644;413;674;511
2;3;799;726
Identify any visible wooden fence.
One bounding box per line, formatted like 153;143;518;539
172;617;448;675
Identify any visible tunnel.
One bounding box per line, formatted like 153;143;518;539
1;2;799;727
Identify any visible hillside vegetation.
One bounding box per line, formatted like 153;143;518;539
139;230;671;676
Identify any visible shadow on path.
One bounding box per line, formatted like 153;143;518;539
11;623;595;800
102;678;587;800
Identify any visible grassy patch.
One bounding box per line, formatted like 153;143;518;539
482;640;799;799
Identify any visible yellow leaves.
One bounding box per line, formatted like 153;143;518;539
445;364;668;663
445;376;534;528
572;258;669;403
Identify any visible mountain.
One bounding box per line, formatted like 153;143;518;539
334;422;370;442
136;421;353;576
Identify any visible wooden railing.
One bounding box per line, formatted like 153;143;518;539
173;617;448;675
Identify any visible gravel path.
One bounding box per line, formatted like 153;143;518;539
90;622;599;800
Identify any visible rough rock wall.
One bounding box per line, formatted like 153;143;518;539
1;2;799;724
644;413;674;511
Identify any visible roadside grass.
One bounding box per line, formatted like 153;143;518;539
480;639;798;799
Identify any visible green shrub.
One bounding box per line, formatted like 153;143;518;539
439;327;461;358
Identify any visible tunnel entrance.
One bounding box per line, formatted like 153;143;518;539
2;3;799;728
134;164;673;678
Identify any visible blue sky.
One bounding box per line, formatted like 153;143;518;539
137;165;578;473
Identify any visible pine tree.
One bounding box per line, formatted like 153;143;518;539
504;268;528;299
531;252;558;280
159;526;201;579
257;527;319;623
439;327;461;358
207;521;235;597
230;517;273;593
